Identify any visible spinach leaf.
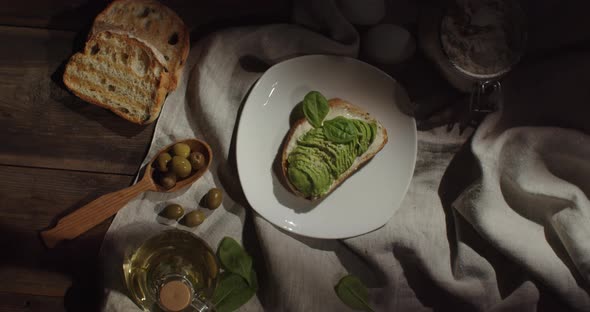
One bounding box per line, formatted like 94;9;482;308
217;237;253;286
290;101;306;126
323;117;359;144
302;91;329;128
334;275;374;312
212;272;257;312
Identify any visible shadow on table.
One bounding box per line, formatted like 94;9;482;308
0;223;107;312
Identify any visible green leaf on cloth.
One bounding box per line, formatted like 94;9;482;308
212;272;257;312
217;237;253;286
334;275;374;312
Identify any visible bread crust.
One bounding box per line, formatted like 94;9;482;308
90;0;189;90
281;98;388;200
63;31;171;125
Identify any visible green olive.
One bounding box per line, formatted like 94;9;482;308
157;152;172;172
205;188;223;209
161;204;184;220
160;172;177;189
172;143;191;158
188;152;206;170
183;210;206;227
171;156;192;178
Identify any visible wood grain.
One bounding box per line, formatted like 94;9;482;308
0;164;131;301
0;26;155;175
0;268;71;297
0;0;290;31
0;292;64;312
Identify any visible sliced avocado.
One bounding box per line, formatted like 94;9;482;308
288;166;313;196
287;118;376;197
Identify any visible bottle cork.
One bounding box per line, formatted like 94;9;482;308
159;280;192;311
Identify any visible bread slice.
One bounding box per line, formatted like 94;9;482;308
90;0;189;89
63;31;171;124
281;98;388;200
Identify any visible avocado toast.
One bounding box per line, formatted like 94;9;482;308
281;92;388;200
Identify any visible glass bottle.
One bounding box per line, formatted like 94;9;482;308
124;229;219;312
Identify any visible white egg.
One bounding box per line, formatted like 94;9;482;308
337;0;386;25
362;24;416;64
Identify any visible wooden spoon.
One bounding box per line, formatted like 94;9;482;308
40;138;213;248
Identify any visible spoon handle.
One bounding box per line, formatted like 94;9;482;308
41;176;154;248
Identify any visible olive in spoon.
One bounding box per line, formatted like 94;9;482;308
40;138;212;248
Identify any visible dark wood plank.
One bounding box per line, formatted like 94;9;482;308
0;292;64;312
0;267;70;298
0;0;105;31
0;164;133;304
0;26;154;175
0;0;290;31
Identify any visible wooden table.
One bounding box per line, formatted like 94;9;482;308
1;0;589;311
0;1;288;311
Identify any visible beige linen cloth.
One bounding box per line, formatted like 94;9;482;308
101;1;590;311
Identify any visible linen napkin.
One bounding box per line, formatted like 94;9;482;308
100;0;590;311
454;110;590;310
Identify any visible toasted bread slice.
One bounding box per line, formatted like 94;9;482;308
281;98;388;200
90;0;189;89
63;31;170;124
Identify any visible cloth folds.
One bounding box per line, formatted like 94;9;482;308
100;1;590;311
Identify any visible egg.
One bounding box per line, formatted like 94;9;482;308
337;0;385;25
362;24;416;64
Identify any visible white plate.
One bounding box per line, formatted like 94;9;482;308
236;55;417;239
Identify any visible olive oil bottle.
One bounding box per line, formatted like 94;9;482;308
124;230;219;312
